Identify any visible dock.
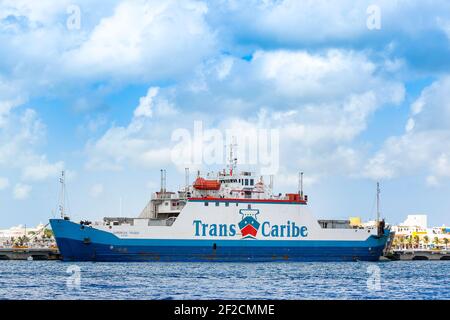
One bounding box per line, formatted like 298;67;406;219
0;248;60;260
387;250;450;261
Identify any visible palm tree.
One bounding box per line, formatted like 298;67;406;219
433;237;440;249
392;237;400;249
414;235;420;249
423;235;429;249
397;236;405;249
407;236;413;249
402;237;408;250
44;229;54;239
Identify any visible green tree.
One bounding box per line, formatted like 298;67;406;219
398;236;405;249
407;236;413;249
392;237;399;249
414;235;420;249
423;235;429;249
433;237;440;248
43;229;54;239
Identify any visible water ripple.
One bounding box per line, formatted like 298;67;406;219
0;261;448;300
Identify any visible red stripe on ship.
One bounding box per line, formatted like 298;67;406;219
241;224;258;238
188;197;306;204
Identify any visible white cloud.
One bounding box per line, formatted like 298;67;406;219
0;0;215;109
0;0;70;25
87;49;404;180
90;183;104;198
215;57;234;80
76;114;108;136
210;1;450;46
0;108;45;167
0;77;28;128
432;153;450;178
13;183;31;200
134;87;158;118
364;151;396;180
405;118;415;132
62;0;215;82
22;157;64;181
364;76;450;183
0;177;9;190
85;115;174;171
212;0;367;44
0;100;67;188
254;50;375;100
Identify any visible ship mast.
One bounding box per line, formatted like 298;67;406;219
59;170;66;219
160;169;167;193
185;168;189;193
228;138;237;175
299;172;304;199
376;181;381;234
376;182;380;223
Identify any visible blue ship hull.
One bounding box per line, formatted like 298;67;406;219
50;219;389;262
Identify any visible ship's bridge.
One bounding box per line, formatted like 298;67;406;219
137;166;307;222
191;169;271;200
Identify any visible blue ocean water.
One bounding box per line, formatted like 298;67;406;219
0;261;448;300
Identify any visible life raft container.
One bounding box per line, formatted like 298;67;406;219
193;177;221;190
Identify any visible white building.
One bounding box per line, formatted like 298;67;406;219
402;214;427;229
391;215;449;250
0;223;46;244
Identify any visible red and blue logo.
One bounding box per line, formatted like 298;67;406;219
238;208;260;239
193;206;308;238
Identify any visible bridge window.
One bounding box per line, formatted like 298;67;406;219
215;202;220;206
225;202;229;207
250;179;254;186
245;179;249;186
204;202;209;206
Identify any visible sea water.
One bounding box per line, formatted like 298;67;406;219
0;261;448;300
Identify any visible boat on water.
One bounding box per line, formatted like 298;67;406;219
50;155;390;262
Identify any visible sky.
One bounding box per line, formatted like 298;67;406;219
1;0;450;228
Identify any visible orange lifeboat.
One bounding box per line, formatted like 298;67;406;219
193;177;221;190
286;193;301;201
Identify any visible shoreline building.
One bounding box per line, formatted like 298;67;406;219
0;223;54;248
391;215;449;250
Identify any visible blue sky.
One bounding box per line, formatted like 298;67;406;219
1;0;450;228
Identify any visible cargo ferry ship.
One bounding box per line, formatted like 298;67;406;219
50;156;390;262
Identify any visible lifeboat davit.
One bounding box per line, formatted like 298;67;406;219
193;177;221;190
